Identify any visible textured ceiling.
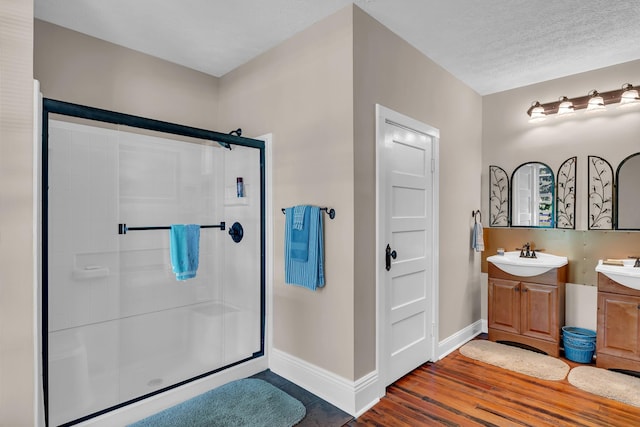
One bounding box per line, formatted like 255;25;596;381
34;0;640;95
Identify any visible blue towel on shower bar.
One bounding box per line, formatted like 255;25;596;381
170;224;200;281
285;206;324;290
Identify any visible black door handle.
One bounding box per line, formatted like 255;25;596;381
385;244;397;271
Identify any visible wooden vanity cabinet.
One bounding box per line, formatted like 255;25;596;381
596;273;640;372
488;263;567;357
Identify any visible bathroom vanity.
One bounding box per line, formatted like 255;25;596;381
596;270;640;373
487;252;568;357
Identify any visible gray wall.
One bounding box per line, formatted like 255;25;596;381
353;7;483;356
34;20;219;130
220;4;485;380
219;6;356;379
0;1;35;425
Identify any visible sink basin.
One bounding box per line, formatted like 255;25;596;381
487;251;568;277
595;261;640;290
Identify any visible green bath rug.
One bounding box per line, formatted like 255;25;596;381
128;378;306;427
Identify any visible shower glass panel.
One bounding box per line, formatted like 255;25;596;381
44;102;264;426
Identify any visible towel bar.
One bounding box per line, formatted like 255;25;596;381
118;222;226;235
281;207;335;219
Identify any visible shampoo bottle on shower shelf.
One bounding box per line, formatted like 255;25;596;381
236;177;244;198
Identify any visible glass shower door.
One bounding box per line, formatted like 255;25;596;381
47;120;122;424
45;109;264;426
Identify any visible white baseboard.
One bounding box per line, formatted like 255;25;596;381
79;356;268;427
270;348;381;417
437;319;483;359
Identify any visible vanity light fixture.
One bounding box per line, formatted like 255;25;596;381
527;101;547;123
526;83;640;121
619;83;640;107
557;96;575;115
586;90;605;112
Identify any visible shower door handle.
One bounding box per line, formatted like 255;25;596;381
385;244;397;271
228;222;244;243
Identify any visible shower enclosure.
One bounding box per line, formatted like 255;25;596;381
42;100;265;426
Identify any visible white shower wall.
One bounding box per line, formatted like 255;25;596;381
47;120;261;426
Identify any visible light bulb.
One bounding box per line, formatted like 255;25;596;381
586;90;605;112
619;84;640;108
557;96;575;116
528;101;546;123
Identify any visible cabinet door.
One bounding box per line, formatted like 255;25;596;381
521;282;558;342
488;278;520;334
597;292;640;361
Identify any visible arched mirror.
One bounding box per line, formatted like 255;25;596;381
511;162;555;227
615;152;640;230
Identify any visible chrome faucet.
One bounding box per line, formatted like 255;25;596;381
634;257;640;268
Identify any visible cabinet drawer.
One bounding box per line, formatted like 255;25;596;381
598;273;640;297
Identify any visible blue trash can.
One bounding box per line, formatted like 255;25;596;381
562;326;596;363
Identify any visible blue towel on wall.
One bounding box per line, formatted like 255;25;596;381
293;205;306;230
170;224;201;281
289;206;310;262
285;206;325;290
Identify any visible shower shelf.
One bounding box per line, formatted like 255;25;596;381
224;197;249;207
72;266;110;280
224;185;250;206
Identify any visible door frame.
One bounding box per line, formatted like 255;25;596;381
375;104;439;391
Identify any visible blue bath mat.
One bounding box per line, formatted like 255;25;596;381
128;378;306;427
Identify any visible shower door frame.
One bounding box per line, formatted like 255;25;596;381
41;98;266;426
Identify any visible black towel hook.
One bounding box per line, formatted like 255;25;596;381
472;210;482;223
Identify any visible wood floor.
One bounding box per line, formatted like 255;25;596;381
348;338;640;427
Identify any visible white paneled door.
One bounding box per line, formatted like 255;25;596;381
376;105;439;387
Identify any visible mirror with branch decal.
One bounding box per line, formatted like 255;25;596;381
588;156;613;230
489;165;509;227
556;157;576;229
